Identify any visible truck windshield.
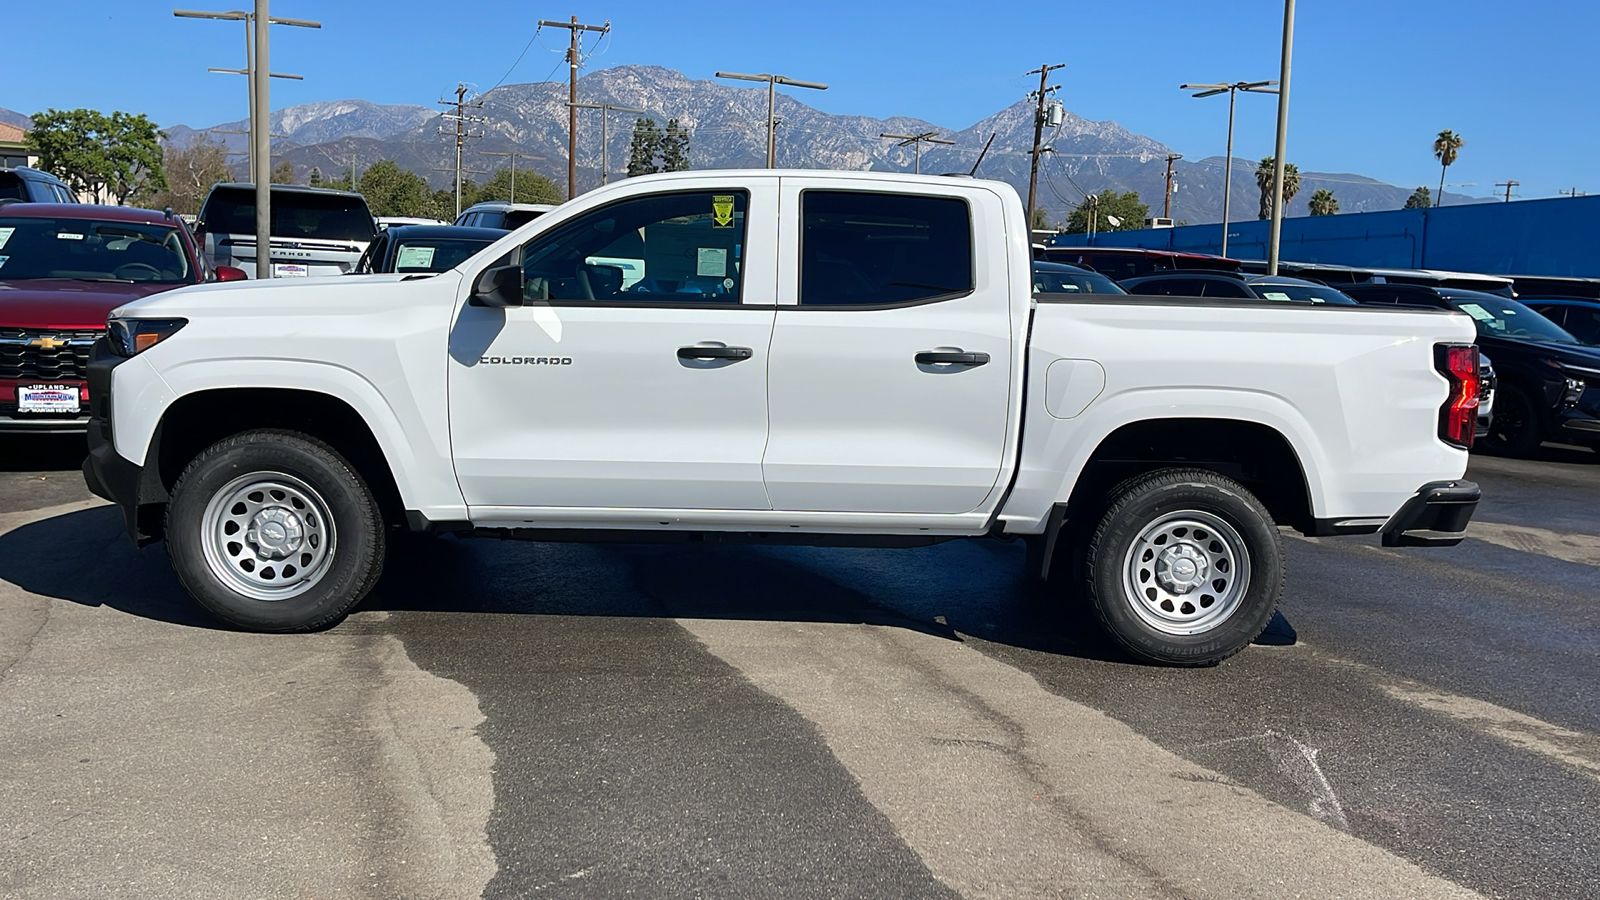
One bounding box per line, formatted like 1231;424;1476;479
0;217;192;283
1032;266;1126;295
202;187;376;242
1448;297;1578;344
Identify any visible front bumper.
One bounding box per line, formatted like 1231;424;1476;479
1381;480;1481;548
80;339;167;545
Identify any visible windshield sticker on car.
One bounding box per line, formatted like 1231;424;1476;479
1262;291;1292;301
711;195;736;228
697;247;728;277
0;227;12;249
1457;303;1497;322
56;232;85;241
396;245;436;269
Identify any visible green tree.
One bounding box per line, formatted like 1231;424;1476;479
1255;156;1301;220
1433;129;1464;208
627;118;663;177
308;166;323;187
1308;188;1339;217
353;159;436;217
136;134;231;215
1031;207;1050;231
270;160;296;185
477;166;562;204
27;108;167;204
1065;190;1149;234
1403;186;1432;209
660;118;690;172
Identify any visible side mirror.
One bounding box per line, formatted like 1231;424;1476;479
470;264;524;308
215;265;248;282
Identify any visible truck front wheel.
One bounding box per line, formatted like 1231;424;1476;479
165;430;386;632
1084;468;1283;666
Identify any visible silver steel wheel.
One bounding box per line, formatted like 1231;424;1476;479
200;471;337;602
1121;510;1252;636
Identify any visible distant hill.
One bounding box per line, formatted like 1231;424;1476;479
0;108;32;131
108;66;1506;223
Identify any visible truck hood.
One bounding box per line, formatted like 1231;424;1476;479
0;280;177;331
109;272;444;319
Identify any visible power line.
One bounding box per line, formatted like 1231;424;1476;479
879;131;954;175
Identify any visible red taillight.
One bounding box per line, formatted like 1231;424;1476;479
1435;343;1480;449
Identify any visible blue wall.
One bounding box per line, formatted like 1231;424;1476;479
1047;195;1600;277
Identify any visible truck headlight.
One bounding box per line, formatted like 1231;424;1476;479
107;317;188;357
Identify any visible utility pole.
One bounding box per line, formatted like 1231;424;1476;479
1163;153;1182;219
569;103;644;184
716;72;828;168
1559;187;1587;198
1496;180;1520;202
438;84;486;218
539;15;610;198
481;150;548;199
1025;63;1066;231
1266;0;1296;276
880;131;955;175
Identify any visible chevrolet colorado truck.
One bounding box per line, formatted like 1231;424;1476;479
82;170;1482;666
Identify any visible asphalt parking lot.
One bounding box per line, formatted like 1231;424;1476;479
1;435;1596;899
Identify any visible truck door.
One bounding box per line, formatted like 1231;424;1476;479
761;183;1015;514
448;181;778;512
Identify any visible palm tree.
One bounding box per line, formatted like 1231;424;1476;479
1308;189;1338;216
1256;156;1301;220
1433;129;1464;208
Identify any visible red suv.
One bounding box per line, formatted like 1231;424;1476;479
0;203;243;432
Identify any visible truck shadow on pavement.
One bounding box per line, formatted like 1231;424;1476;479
0;505;1163;663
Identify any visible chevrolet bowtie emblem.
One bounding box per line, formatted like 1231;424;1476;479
27;337;67;351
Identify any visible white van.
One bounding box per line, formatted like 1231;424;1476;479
197;184;376;278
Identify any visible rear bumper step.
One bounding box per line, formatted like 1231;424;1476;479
1381;479;1481;547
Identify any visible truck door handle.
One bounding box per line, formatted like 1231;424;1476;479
677;345;753;360
915;349;990;366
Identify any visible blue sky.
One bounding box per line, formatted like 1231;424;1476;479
6;1;1593;198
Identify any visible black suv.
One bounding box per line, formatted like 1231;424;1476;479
1343;284;1600;454
0;166;78;204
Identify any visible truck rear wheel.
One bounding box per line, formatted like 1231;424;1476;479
1084;468;1283;666
165;430;386;632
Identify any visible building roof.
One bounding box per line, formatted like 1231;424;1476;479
0;122;28;144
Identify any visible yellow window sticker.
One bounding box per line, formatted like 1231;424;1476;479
711;195;735;228
697;247;728;277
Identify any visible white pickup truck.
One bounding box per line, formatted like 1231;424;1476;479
82;170;1483;666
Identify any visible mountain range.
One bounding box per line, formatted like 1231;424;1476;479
9;65;1486;225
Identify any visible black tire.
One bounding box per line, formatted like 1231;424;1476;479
165;429;386;632
1083;468;1283;667
1480;384;1542;457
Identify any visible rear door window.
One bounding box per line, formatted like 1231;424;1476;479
799;191;972;306
1199;279;1253;299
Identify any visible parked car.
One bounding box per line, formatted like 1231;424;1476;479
0;166;78;204
1;204;243;432
376;216;447;231
1039;246;1241;280
85;169;1482;667
196;183;376;278
1521;298;1600;346
353;225;505;274
1343;284;1600;454
1477;353;1497;439
1239;261;1517;298
453;201;556;230
1031;261;1126;296
1120;271;1358;304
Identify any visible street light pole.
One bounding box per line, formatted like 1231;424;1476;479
1267;0;1296;276
715;72;828;168
1180;79;1277;258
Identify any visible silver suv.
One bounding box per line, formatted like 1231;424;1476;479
197;184;376;278
453;200;556;231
